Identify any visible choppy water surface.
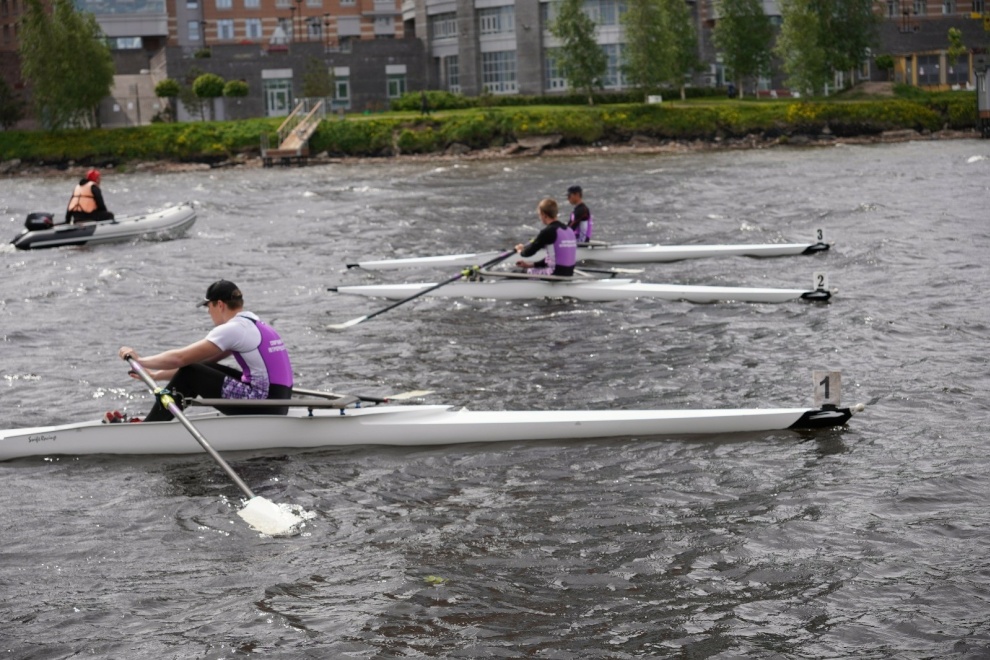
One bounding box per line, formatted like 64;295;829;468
1;140;988;658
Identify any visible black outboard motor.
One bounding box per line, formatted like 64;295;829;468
25;212;56;231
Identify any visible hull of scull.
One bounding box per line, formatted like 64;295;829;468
332;279;830;303
0;403;859;461
348;241;830;270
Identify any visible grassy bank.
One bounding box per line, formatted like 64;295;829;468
0;91;977;168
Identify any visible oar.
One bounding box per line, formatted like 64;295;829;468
326;248;517;330
574;267;644;277
291;386;433;404
124;356;304;536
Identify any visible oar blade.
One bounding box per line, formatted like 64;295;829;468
238;496;305;536
326;315;368;331
387;389;434;400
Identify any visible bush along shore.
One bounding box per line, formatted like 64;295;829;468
0;93;979;176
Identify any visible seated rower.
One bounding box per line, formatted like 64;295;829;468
66;168;115;224
515;198;577;277
118;280;294;422
566;185;594;244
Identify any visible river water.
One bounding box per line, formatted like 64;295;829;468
1;139;988;658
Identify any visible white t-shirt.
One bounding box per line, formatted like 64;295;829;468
205;312;268;382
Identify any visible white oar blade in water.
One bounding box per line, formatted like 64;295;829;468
326;316;368;331
238;496;305;536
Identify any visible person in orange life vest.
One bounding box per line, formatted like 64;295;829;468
66;168;114;223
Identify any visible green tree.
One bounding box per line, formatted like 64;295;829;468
622;0;670;93
665;0;701;99
550;0;607;105
946;27;967;66
776;0;878;96
0;76;24;129
154;78;181;122
822;0;880;74
301;57;334;98
192;72;226;120
712;0;774;98
19;0;115;129
874;54;894;81
622;0;699;98
223;80;249;98
775;0;830;96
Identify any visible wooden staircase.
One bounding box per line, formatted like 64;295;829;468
261;99;326;167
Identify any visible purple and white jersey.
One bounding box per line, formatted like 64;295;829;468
206;312;293;398
569;203;593;243
520;221;577;276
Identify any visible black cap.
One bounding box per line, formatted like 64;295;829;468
567;185;582;195
198;280;243;307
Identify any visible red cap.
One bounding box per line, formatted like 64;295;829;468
86;169;101;183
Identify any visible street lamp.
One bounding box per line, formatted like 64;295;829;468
289;5;297;42
323;13;331;50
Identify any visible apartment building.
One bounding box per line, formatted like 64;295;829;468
408;0;987;97
4;0;988;127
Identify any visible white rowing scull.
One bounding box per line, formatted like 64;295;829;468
0;393;863;461
347;238;830;270
330;274;831;304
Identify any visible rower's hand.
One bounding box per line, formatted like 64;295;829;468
118;347;137;361
514;243;525;253
516;260;533;269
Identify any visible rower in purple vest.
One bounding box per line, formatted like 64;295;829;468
117;280;294;422
515;198;577;277
566;185;593;244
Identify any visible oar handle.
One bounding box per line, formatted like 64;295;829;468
124;355;257;501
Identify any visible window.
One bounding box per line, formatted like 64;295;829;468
111;36;143;49
244;0;259;8
429;12;457;40
941;0;953;11
481;50;517;93
374;16;394;36
601;43;624;88
263;78;293;117
387;74;406;98
479;5;514;35
336;77;350;102
446;55;459;93
540;2;554;26
586;0;621;25
245;18;262;38
544;48;566;91
913;0;925;13
216;0;231;9
217;19;235;40
186;0;198;8
973;0;984;11
307;17;322;40
307;0;322;6
917;54;940;84
188;20;201;41
947;57;969;85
